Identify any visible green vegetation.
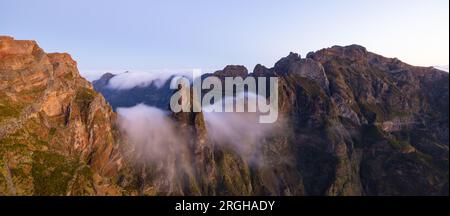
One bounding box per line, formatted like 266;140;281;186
67;165;97;195
18;86;47;98
49;127;57;137
75;88;96;123
10;167;27;179
0;93;25;123
31;151;78;195
359;102;389;122
297;77;328;99
0;130;30;154
0;126;48;152
76;88;96;106
78;165;93;179
217;151;252;195
388;139;412;151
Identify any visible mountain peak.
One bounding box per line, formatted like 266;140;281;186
0;36;40;59
307;44;369;62
214;65;248;77
274;52;302;73
0;36;128;195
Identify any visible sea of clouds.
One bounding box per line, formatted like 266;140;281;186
117;92;283;166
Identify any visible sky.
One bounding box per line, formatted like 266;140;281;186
1;0;449;78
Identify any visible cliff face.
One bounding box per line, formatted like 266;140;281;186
305;45;449;195
1;36;448;196
0;36;127;195
167;46;448;195
266;45;448;195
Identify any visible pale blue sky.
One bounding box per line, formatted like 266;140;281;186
1;0;448;75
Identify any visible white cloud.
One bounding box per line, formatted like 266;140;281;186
105;70;203;90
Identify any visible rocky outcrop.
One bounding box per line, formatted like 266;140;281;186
0;36;127;195
213;65;248;78
275;52;330;92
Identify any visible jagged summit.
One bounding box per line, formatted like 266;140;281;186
214;65;248;77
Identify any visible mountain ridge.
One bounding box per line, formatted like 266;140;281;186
94;43;449;195
1;36;448;195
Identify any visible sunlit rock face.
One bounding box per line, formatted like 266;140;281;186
0;36;127;195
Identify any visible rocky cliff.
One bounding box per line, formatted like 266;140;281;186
0;36;130;195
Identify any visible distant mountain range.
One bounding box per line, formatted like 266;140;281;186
93;72;176;110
